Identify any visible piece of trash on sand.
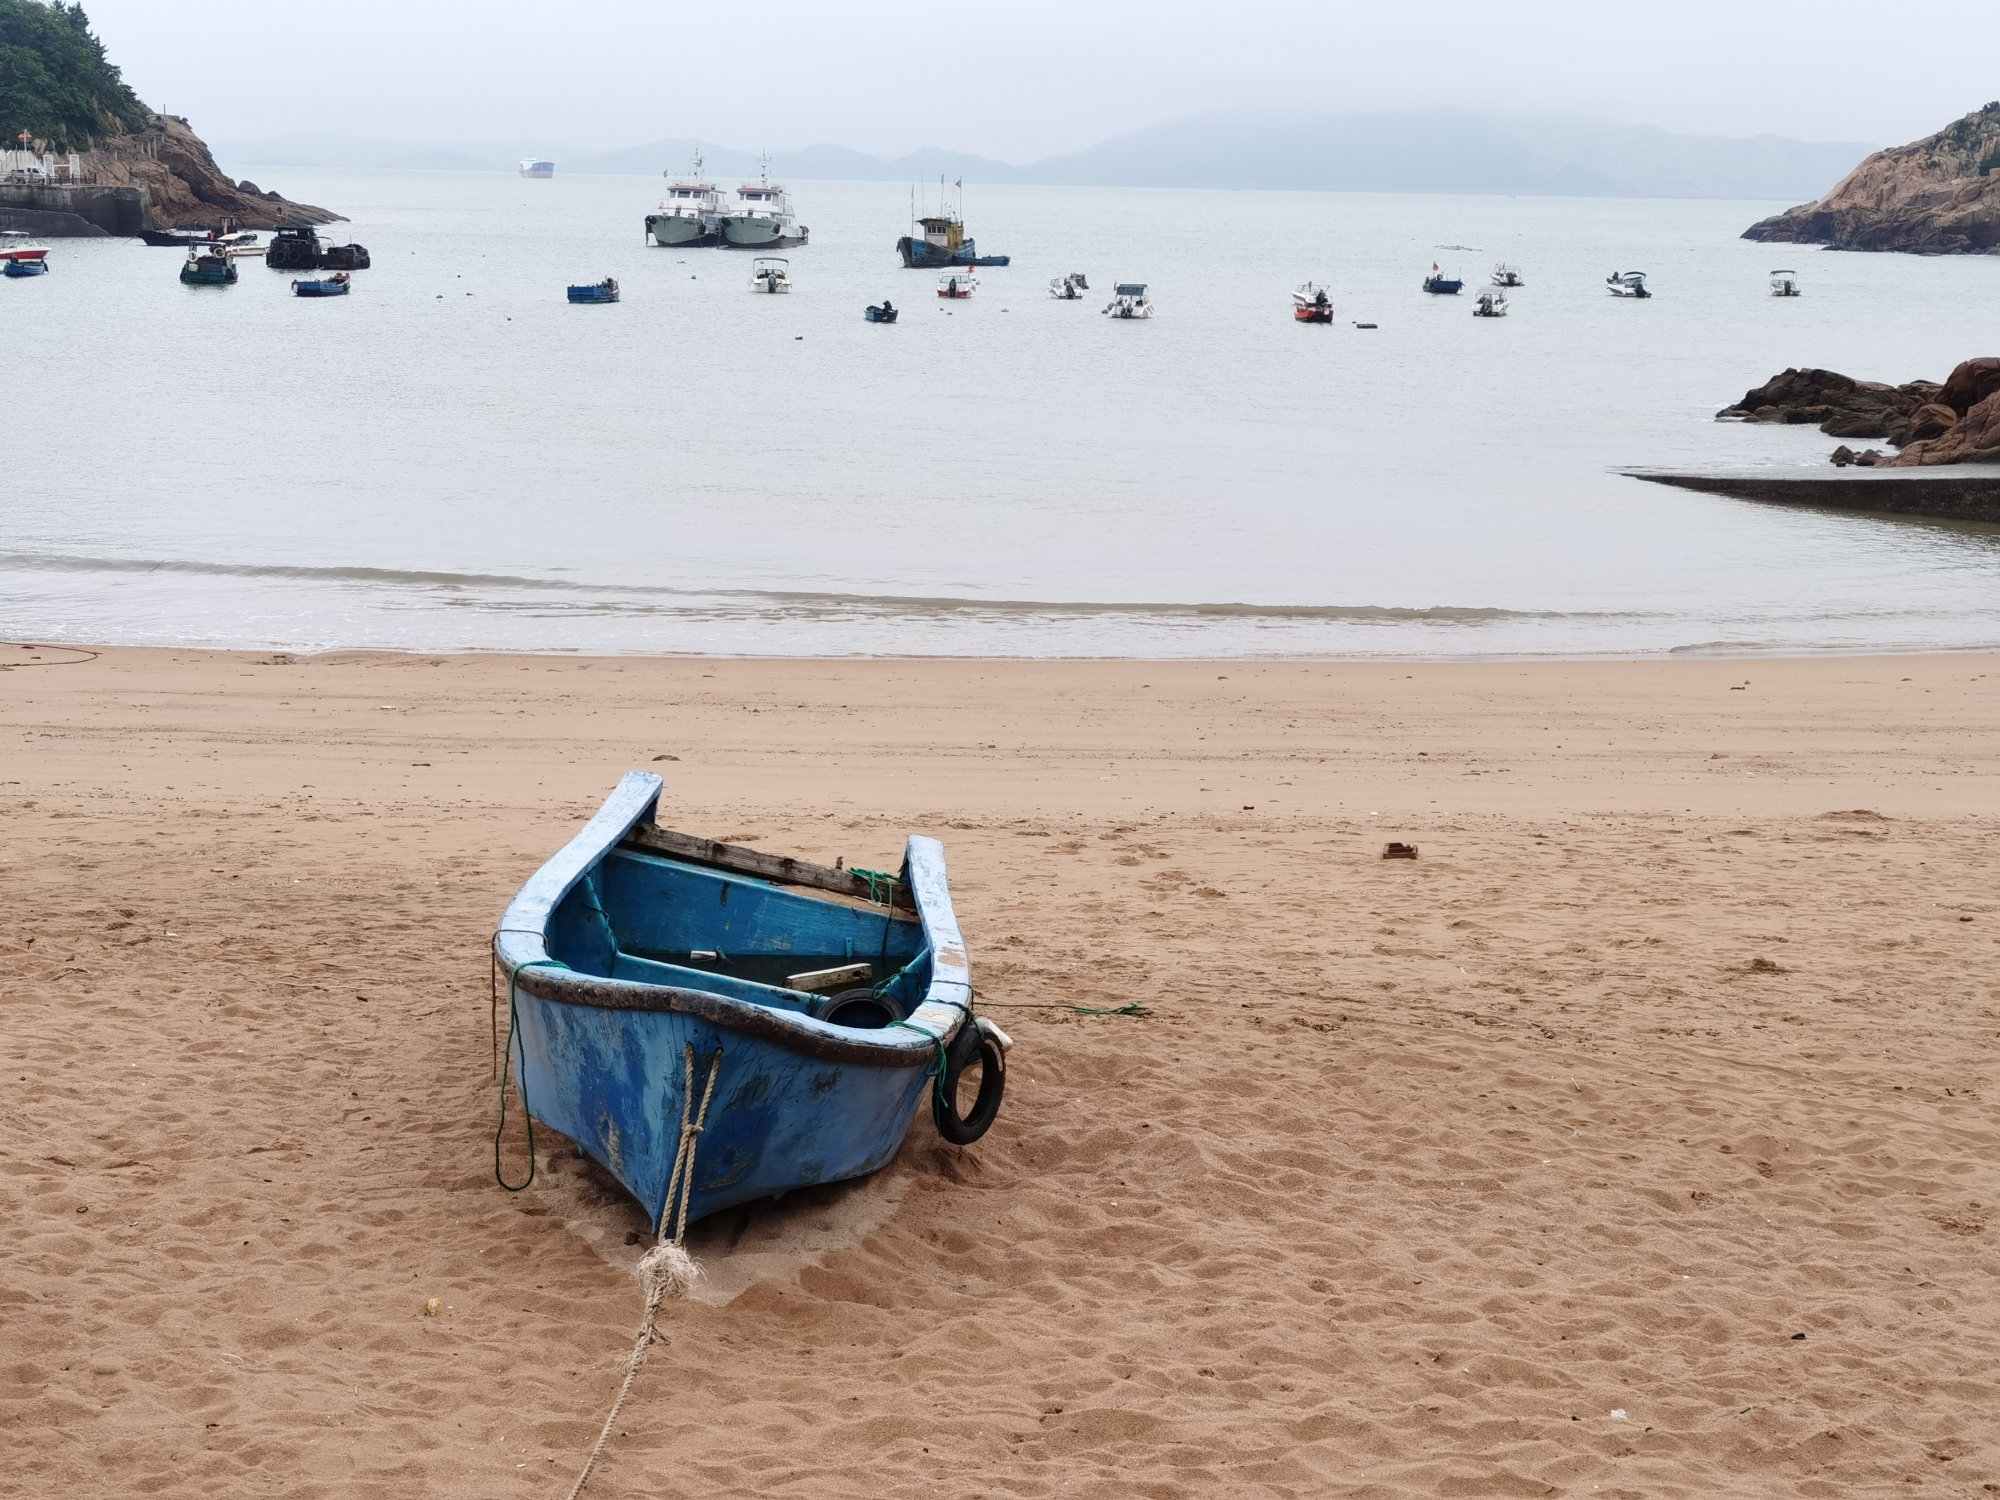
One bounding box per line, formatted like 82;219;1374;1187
1611;1409;1627;1421
1383;842;1418;860
424;1297;442;1317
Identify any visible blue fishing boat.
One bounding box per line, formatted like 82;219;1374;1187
895;181;1010;268
493;772;1007;1230
864;301;898;323
3;257;48;277
292;273;350;297
1421;263;1463;294
568;277;620;304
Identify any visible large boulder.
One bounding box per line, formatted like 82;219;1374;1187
1939;357;2000;413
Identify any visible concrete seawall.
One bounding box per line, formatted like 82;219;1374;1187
1625;468;2000;525
0;184;146;237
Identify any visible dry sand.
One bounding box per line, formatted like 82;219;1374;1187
3;645;1998;1498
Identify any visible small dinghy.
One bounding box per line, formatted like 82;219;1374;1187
1048;272;1089;300
864;300;898;323
1103;282;1152;319
1607;270;1651;298
749;257;791;293
3;256;48;277
936;272;976;299
1293;281;1335;322
1422;264;1463;294
567;277;620;304
1473;289;1508;317
1491;262;1525;287
1769;269;1801;297
292;273;351;297
494;773;1007;1229
179;247;237;285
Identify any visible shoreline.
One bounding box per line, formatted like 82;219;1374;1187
8;644;2000;1495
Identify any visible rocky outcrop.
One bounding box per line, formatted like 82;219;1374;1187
77;114;341;230
1742;103;2000;254
1720;359;2000;466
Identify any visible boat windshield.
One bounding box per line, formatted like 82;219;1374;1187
1115;283;1146;295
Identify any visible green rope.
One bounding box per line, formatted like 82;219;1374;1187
495;958;569;1192
890;1019;950;1113
849;867;902;906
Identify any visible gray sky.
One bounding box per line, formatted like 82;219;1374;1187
89;0;1996;160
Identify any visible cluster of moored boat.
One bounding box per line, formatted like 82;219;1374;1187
644;153;808;250
154;224;372;296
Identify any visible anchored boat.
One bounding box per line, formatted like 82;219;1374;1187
864;300;898;323
179;246;237;285
493;772;1007;1228
647;153;725;248
292;273;351;297
1422;264;1463;294
722;157;807;248
1473;289;1508;317
1769;269;1801;297
896;180;1010;268
1103;282;1152;319
0;231;49;265
749;257;791;293
936;271;975;299
1293;281;1334;322
568;277;621;304
1607;270;1651;298
1491;262;1525;287
1049;272;1088;300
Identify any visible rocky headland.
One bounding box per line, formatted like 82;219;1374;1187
1718;359;2000;466
1742;103;2000;254
75;114;341;230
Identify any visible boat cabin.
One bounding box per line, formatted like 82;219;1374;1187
1114;283;1146;297
918;216;966;252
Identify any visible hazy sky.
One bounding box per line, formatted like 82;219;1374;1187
86;0;1998;160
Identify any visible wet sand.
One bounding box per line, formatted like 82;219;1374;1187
4;646;1998;1497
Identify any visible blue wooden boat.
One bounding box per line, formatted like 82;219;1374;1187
864;301;898;323
4;257;48;277
568;277;620;304
1421;266;1463;294
493;772;1006;1230
292;274;350;297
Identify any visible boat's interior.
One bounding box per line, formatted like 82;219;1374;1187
547;844;931;1030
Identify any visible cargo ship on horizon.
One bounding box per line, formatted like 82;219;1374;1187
519;157;555;179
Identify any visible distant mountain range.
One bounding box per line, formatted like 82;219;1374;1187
215;110;1876;202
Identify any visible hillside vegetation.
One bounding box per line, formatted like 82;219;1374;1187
0;0;149;151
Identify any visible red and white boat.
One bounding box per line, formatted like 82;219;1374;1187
0;231;48;263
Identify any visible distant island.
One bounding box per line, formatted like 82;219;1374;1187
0;0;337;234
1743;102;2000;254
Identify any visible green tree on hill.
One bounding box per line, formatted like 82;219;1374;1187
0;0;148;152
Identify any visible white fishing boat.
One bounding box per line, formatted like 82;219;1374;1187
1607;270;1651;298
1491;262;1525;287
1292;281;1334;322
1103;282;1153;319
936;272;976;299
749;256;791;293
647;152;725;248
1473;290;1508;317
722;157;806;248
519;157;555;179
1769;269;1801;297
1048;272;1088;300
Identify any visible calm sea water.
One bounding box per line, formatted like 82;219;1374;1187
6;168;2000;657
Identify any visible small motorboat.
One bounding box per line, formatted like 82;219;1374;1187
1491;262;1525;287
1422;264;1463;294
1607;271;1651;298
493;772;1008;1230
0;232;48;265
936;272;976;299
1473;290;1508;317
292;273;351;297
1103;282;1152;319
4;256;49;278
179;247;238;285
1293;281;1335;322
567;277;620;304
864;301;898;323
1049;272;1089;300
1770;269;1801;297
749;257;791;293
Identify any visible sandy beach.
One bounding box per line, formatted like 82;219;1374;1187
4;645;1998;1498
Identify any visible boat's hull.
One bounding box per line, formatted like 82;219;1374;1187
898;236;1009;269
864;306;898;322
180;266;237;285
647;213;721;248
1293;305;1332;322
293;280;348;296
568;286;620;303
4;260;48;277
723;217;806;248
1422;278;1463;294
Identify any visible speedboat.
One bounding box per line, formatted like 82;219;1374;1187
936;272;976;299
1491;262;1525;287
1770;269;1801;297
179;247;237;285
647;152;725;248
492;772;1008;1229
749;258;791;293
723;157;806;248
1293;281;1335;322
1473;290;1508;317
292;273;351;297
1607;271;1651;298
1422;264;1463;294
1103;282;1153;319
1049;272;1088;300
0;231;47;266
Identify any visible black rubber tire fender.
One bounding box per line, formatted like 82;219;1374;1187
934;1018;1005;1145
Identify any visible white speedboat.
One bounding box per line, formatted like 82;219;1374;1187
0;230;48;264
647;152;725;247
722;157;806;248
519;157;554;179
1770;269;1801;297
1049;272;1088;300
1293;281;1334;322
937;272;976;299
1491;262;1525;286
1607;271;1651;298
749;257;791;293
1103;282;1152;319
1473;290;1508;317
